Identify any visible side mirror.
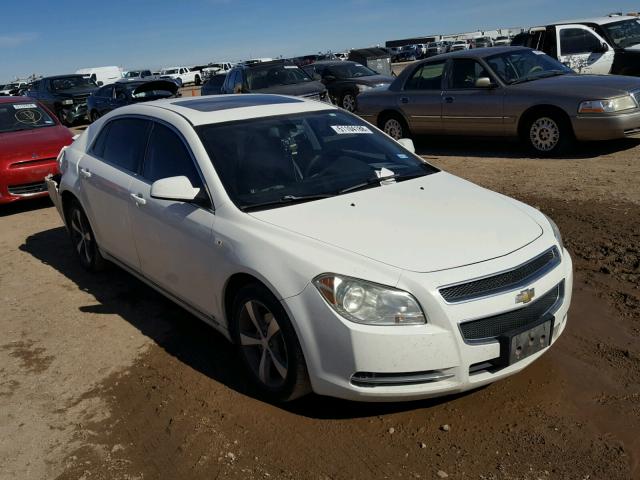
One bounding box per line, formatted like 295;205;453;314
150;176;200;202
475;77;495;88
397;138;415;153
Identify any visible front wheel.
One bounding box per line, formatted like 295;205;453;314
341;92;356;112
231;283;310;402
67;201;105;271
381;114;408;140
524;113;572;156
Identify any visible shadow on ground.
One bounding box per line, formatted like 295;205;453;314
414;136;640;160
20;226;475;419
0;197;53;218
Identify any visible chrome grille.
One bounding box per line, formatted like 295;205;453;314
459;281;564;343
439;247;560;303
8;181;47;196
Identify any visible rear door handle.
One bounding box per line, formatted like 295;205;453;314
130;193;147;206
444;96;455;104
79;168;92;178
400;97;409;104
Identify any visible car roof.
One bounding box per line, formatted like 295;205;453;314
0;96;41;105
426;45;524;61
41;74;87;80
542;15;635;27
125;94;338;126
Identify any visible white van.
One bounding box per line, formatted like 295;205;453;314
75;66;123;85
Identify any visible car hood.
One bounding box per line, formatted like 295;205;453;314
510;73;640;96
354;74;395;86
250;173;543;272
0;126;73;164
253;81;326;96
623;44;640;51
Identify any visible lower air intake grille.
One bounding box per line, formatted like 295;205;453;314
440;247;560;303
459;281;564;343
8;181;47;196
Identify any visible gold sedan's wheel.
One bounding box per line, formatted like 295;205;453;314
383;117;404;140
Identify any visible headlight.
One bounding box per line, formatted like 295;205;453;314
544;214;564;252
357;84;373;93
578;96;636;113
314;274;426;326
61;99;74;106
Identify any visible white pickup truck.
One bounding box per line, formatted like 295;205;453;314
159;66;202;86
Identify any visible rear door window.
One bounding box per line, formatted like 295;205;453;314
101;118;151;172
405;61;446;90
142;122;202;188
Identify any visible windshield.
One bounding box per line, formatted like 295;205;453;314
163;69;178;74
485;49;572;84
51;76;97;91
602;19;640;48
0;102;56;133
196;110;438;211
329;63;377;79
246;65;312;89
124;71;141;78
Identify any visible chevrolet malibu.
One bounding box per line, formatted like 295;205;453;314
1;97;73;204
47;94;573;402
357;46;640;155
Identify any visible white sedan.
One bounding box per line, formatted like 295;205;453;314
47;94;573;402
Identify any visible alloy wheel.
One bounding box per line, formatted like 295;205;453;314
70;208;93;266
383;118;403;140
529;117;560;152
342;93;356;112
238;300;289;389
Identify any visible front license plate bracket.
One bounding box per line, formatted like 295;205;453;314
496;315;554;367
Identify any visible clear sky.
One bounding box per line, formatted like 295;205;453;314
1;0;638;83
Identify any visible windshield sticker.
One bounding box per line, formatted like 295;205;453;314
15;109;42;124
331;125;373;135
13;103;38;110
284;65;298;69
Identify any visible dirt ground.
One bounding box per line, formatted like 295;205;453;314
1;131;639;480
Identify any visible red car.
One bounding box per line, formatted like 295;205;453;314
0;96;73;204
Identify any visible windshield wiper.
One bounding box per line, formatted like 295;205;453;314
239;193;335;212
338;171;428;195
510;70;567;85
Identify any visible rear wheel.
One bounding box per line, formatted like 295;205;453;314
523;111;573;156
231;283;310;402
381;113;408;140
67;201;105;271
195;74;201;86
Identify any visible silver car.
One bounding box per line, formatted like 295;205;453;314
356;46;640;155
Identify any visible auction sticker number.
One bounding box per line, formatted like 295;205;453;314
13;103;38;110
331;125;373;134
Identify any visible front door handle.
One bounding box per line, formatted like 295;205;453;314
130;193;147;206
79;168;92;178
444;96;455;104
400;97;409;104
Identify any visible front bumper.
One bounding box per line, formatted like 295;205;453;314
572;110;640;141
0;158;59;204
59;103;88;124
283;246;573;402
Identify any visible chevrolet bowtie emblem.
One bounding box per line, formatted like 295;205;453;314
515;288;535;304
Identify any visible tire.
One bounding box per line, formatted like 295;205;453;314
523;111;573;156
341;92;357;112
231;283;311;402
89;110;100;123
67;201;106;272
380;113;408;140
195;75;201;86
